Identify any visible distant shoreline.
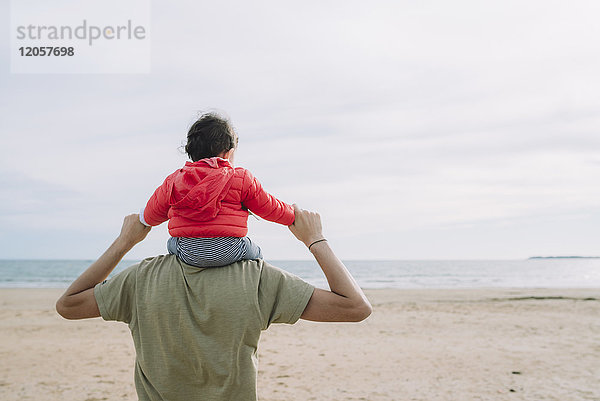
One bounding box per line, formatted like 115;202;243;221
3;259;600;289
528;256;600;259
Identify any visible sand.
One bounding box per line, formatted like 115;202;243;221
1;288;598;401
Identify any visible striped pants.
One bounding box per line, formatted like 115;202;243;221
167;236;263;268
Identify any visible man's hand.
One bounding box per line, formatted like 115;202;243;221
289;205;372;322
117;214;151;248
288;204;325;248
56;213;150;320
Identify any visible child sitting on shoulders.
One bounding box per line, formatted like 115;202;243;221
139;112;294;267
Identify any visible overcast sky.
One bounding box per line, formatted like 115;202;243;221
1;0;599;260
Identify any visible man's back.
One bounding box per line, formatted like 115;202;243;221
94;255;314;401
56;209;371;400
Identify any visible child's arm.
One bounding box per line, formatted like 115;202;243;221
141;173;175;227
241;169;295;225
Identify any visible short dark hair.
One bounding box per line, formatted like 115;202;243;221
185;112;238;162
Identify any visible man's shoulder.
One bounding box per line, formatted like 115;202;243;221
139;254;179;266
128;254;180;272
115;257;298;281
116;256;308;292
114;255;185;284
252;260;315;327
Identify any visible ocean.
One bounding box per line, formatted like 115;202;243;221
1;258;599;289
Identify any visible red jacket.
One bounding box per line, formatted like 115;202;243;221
142;157;295;237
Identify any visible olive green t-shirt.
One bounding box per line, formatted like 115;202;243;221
94;255;314;401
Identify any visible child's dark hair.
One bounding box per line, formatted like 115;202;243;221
185;112;238;162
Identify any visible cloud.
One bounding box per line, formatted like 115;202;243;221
0;169;80;216
1;0;600;258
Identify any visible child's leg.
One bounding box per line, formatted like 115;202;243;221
172;237;261;268
167;237;178;255
241;237;263;259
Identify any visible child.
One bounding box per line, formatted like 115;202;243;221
139;112;295;267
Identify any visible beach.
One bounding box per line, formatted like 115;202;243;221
1;288;598;401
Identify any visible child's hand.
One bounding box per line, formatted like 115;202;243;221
288;204;325;248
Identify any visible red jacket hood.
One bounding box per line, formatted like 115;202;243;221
168;157;236;221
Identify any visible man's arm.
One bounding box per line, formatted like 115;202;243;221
55;214;150;320
288;205;372;322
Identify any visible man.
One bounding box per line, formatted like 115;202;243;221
56;205;372;400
